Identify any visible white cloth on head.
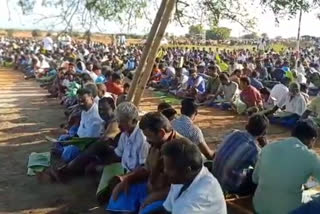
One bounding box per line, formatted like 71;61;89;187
163;166;227;214
270;83;289;105
77;103;105;138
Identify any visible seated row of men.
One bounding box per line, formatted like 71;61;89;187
45;85;320;214
149;61;320;128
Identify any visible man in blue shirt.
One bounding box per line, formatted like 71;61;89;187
212;114;269;195
250;71;264;90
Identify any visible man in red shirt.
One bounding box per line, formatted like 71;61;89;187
106;73;124;96
240;76;263;110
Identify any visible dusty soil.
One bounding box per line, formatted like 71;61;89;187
0;68;299;214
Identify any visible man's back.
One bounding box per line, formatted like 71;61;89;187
270;83;288;105
253;137;320;214
212;130;260;193
172;115;205;145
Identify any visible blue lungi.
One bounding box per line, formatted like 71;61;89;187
107;182;164;214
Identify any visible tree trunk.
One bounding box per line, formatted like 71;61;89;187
132;0;176;106
126;0;168;102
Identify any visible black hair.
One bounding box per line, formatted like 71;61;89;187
161;108;177;121
240;76;251;85
292;120;318;145
246;114;269;137
93;64;101;71
84;83;98;97
139;112;173;133
158;102;172;112
251;71;258;78
162;138;202;171
112;73;122;81
219;73;229;81
77;88;92;97
300;83;308;93
259;87;270;96
181;99;197;117
123;83;130;89
81;73;93;82
99;97;115;110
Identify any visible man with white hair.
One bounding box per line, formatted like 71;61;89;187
112;102;150;172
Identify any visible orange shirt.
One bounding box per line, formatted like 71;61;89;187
106;81;124;96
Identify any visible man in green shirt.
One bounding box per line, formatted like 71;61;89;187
196;65;221;104
252;120;320;214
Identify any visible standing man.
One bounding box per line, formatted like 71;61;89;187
42;33;53;53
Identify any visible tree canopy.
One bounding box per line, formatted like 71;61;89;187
206;27;231;40
242;32;259;40
14;0;256;32
12;0;320;34
188;24;204;37
260;0;320;22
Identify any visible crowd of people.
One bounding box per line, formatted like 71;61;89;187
2;34;320;213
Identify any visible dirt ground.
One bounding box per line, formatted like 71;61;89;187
0;68;293;214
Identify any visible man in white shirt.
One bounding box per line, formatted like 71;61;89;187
270;78;290;105
42;34;53;52
77;88;105;138
266;82;307;128
113;102;150;172
162;138;227;214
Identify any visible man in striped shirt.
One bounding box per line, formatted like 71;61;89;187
172;99;214;160
212;114;269;195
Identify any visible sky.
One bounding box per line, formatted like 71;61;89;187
1;0;320;38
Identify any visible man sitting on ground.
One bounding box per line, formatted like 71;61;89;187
106;73;124;96
56;88;105;162
196;65;221;104
107;112;183;214
250;71;264;90
162;138;227;214
260;87;276;110
270;77;290;105
212;114;269;195
169;67;189;94
177;68;206;99
205;73;239;109
45;97;120;181
253;120;320;214
172;99;214;160
266;82;307;128
239;76;263;113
